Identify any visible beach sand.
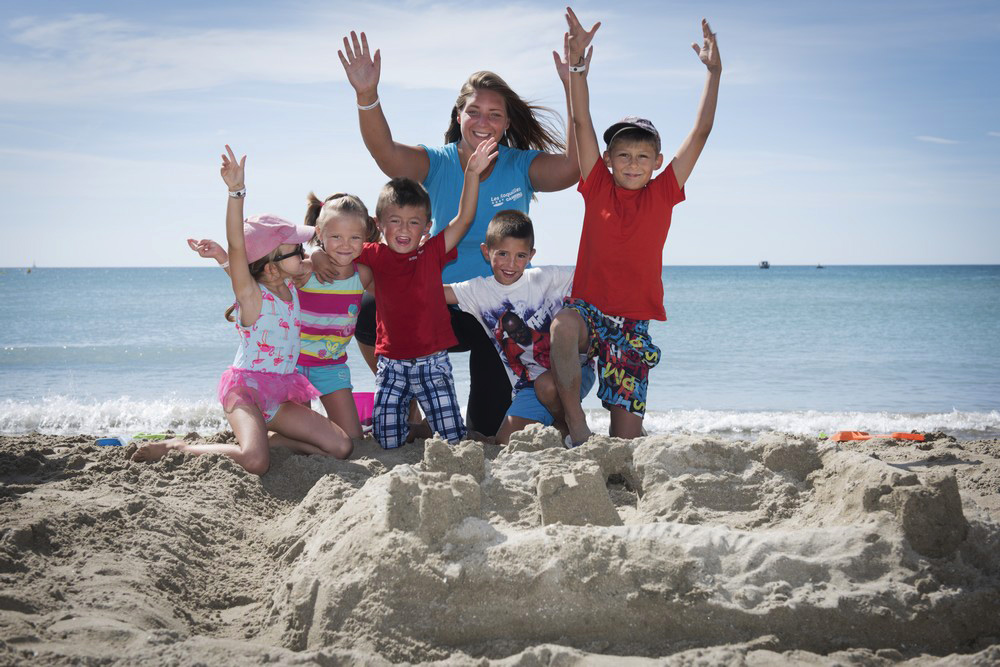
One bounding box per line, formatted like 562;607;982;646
2;429;999;665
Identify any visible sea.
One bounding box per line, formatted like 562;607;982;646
2;265;998;440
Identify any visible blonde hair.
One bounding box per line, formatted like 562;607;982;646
305;192;380;246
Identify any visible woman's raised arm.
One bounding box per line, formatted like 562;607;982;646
339;31;429;181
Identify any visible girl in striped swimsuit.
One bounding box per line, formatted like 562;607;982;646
296;193;377;438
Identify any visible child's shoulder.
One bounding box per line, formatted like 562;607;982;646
528;264;575;284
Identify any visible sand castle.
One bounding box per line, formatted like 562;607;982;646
2;429;999;664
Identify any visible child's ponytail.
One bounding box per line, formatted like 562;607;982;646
304;192;325;244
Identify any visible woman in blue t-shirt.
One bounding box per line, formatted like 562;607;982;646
329;30;589;438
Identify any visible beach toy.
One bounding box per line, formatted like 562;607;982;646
830;431;925;443
354;392;374;426
132;432;171;441
95;437;125;446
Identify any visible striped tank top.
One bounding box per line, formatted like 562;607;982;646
296;268;364;367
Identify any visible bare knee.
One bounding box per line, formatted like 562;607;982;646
534;373;558;405
323;433;354;459
241;450;271;476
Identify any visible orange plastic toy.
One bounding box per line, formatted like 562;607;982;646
830;431;925;443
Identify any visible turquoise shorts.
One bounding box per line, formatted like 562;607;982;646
505;365;596;426
296;363;352;396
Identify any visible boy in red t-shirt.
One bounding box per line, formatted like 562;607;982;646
359;138;498;448
551;8;722;445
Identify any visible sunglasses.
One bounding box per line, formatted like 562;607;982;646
272;244;305;262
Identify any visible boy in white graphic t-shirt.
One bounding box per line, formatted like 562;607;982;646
445;211;594;445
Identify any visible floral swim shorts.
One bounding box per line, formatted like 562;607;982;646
562;298;661;416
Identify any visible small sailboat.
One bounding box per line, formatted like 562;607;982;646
816;263;825;269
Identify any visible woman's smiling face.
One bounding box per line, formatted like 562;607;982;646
458;88;509;151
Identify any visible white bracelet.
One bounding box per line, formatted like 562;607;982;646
357;97;380;111
568;63;587;73
228;187;246;199
220;260;229;269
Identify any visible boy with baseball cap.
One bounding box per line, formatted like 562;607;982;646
551;8;722;445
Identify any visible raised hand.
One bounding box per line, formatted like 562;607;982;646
338;31;381;98
692;19;721;72
466;137;498;175
220;145;246;191
187;238;227;263
565;7;600;63
553;31;594;84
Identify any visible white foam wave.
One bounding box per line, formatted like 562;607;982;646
627;408;1000;439
1;398;998;440
0;396;228;436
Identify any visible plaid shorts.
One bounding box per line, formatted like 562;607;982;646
374;351;466;449
562;298;661;416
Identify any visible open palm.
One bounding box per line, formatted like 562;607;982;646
338;31;381;95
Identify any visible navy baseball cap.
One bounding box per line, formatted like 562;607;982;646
603;116;661;152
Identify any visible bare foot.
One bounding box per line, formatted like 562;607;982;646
406;420;434;443
130;438;179;463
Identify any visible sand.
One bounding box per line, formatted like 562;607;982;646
2;428;999;665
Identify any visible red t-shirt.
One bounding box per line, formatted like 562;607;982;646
570;160;685;321
358;233;458;359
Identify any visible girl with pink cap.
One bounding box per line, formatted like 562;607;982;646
132;146;353;474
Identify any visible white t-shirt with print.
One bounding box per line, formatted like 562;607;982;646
450;266;575;390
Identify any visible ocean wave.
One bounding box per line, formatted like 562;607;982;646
1;397;998;440
0;396;228;436
625;408;1000;440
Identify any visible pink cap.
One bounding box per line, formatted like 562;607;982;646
243;214;315;263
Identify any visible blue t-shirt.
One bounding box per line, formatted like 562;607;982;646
421;142;540;283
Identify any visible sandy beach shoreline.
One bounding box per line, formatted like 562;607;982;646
2;429;999;665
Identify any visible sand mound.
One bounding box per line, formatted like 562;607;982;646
2;429;999;664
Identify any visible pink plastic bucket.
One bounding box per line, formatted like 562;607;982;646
354;391;374;426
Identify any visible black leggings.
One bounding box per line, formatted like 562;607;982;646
355;292;511;436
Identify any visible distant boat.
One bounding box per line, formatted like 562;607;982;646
816;263;825;269
758;261;770;269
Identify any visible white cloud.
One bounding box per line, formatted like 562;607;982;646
988;131;1000;138
915;135;959;145
0;5;572;105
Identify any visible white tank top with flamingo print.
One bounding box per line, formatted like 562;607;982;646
231;281;302;374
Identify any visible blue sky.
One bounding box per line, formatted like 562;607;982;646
1;0;998;267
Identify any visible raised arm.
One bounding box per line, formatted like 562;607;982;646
339;31;429;182
525;41;591;193
443;138;498;252
220;145;261;323
670;19;722;189
565;8;602;181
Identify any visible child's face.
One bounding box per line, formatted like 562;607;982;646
272;242;306;277
319;214;366;266
480;237;535;286
377;204;431;254
459;88;510;152
603;138;664;190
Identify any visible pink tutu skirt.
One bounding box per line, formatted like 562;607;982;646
217;367;320;422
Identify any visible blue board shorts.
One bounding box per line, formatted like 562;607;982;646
506;365;596;426
296;363;353;396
